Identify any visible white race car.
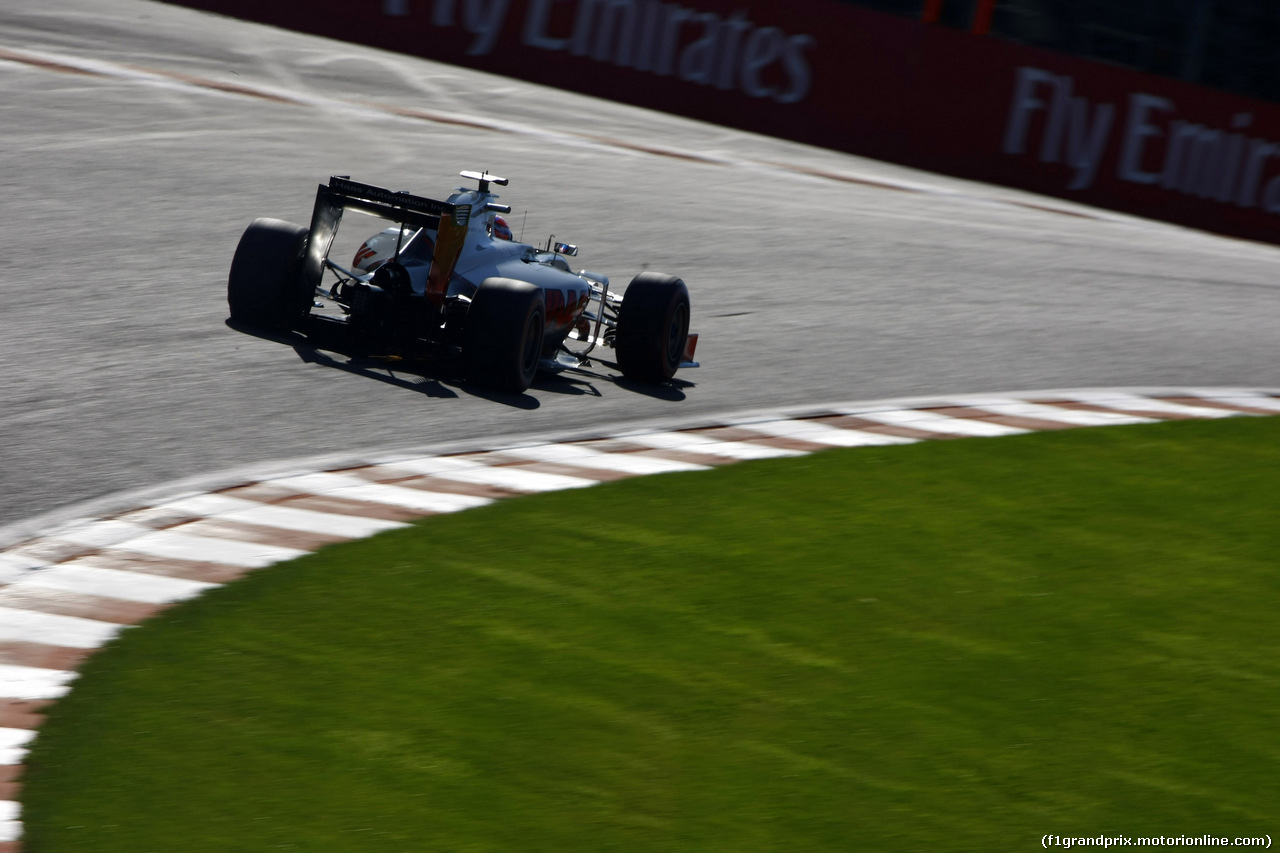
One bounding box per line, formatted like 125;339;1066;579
228;171;698;393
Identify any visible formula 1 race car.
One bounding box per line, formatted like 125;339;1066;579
227;171;698;393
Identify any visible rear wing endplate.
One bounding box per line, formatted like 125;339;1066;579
301;177;467;300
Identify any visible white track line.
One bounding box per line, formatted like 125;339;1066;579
2;387;1279;846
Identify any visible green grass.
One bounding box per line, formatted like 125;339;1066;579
22;417;1280;851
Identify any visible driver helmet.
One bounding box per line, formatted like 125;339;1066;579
490;215;513;241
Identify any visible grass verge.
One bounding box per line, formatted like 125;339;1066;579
21;416;1280;851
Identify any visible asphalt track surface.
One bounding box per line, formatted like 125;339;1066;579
3;0;1280;534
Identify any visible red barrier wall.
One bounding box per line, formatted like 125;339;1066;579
166;0;1280;246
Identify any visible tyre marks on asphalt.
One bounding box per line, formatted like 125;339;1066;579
1;387;1278;849
0;45;1116;223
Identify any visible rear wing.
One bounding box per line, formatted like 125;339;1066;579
302;176;471;305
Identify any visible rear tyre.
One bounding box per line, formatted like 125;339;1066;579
615;272;690;383
227;218;310;331
465;277;545;393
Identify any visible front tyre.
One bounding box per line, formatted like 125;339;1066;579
615;272;690;383
465;278;546;393
227;218;309;331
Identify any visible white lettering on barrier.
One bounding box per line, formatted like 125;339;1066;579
1003;67;1113;190
778;34;814;104
523;0;567;49
739;24;781;96
1003;66;1051;155
468;0;511;55
676;12;719;84
1118;93;1171;185
1004;65;1280;213
652;4;692;75
415;0;815;106
715;11;753;91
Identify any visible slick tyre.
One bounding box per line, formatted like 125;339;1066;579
615;272;690;383
465;278;545;393
227;218;310;331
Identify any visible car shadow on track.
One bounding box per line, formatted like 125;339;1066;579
225;320;542;409
227;319;693;407
610;375;692;402
592;356;694;401
293;345;463;398
227;318;470;398
526;358;694;402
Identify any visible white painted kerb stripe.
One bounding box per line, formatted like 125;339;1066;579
266;472;493;513
741;419;917;447
620;431;806;460
0;554;43;585
0;799;21;842
1060;391;1245;418
950;399;1156;427
108;530;307;569
376;457;600;493
0;727;36;766
0;607;122;649
501;444;711;474
1197;393;1280;413
854;410;1029;437
46;520;154;549
16;563;217;605
159;494;410;538
0;664;78;702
